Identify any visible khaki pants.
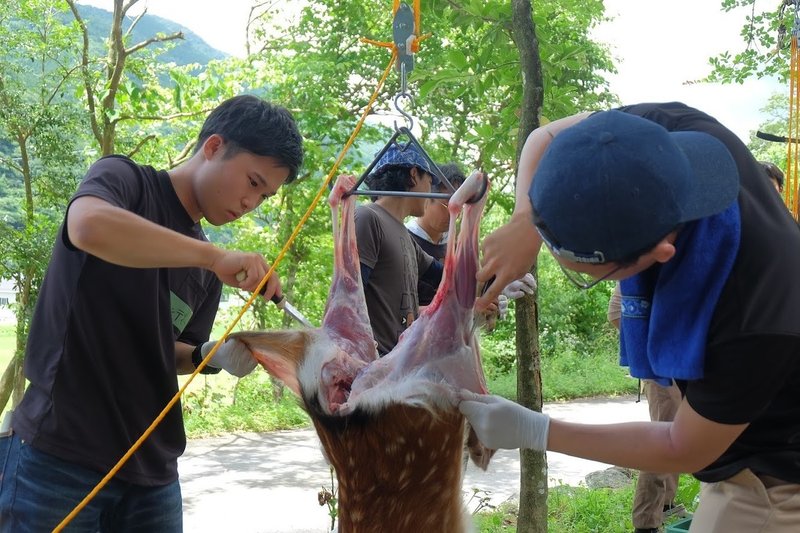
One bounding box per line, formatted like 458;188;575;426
632;380;682;529
689;469;800;532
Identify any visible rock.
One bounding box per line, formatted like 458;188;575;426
585;466;635;489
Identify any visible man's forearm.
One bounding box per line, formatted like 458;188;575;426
68;196;222;270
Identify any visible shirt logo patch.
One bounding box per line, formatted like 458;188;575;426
171;291;193;334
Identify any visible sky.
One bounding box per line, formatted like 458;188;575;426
78;0;783;142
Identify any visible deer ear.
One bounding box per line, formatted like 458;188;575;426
230;330;311;397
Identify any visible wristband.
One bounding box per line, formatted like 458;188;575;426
192;343;222;375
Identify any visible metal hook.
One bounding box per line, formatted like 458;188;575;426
393;91;415;132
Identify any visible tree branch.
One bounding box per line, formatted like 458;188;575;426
121;0;140;18
0;155;23;175
126;133;156;159
113;108;210;125
168;140;196;169
65;0;102;145
126;31;184;56
125;6;147;39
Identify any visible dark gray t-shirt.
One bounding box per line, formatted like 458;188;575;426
355;203;433;354
13;155;221;486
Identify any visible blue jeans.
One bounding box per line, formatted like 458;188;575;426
0;434;182;532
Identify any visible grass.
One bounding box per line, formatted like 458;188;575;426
181;371;310;438
0;324;15;370
474;474;701;533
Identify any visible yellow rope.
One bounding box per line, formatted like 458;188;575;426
790;34;800;219
53;50;398;532
783;35;800;219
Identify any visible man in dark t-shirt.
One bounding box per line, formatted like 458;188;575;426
355;142;443;355
0;95;304;532
462;102;800;531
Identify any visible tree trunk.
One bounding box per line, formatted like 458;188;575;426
511;0;547;531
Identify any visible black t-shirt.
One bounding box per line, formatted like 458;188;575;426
13;155;222;486
619;103;800;483
408;232;446;306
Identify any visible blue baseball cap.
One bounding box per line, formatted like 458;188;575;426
371;142;442;185
530;110;739;264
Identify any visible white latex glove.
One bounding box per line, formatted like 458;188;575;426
458;390;550;451
497;294;509;320
502;273;536;300
201;338;257;378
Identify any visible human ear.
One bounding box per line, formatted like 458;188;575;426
650;239;676;264
202;134;224;160
409;167;419;186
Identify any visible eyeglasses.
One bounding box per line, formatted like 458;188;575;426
556;261;623;290
535;225;622;289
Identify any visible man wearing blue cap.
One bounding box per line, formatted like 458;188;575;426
355;142;446;355
463;102;800;531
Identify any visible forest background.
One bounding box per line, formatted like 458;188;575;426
0;1;793;530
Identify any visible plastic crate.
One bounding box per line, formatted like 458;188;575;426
665;516;692;532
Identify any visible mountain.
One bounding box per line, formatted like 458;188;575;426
64;4;228;66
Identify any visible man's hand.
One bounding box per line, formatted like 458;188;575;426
209;251;282;302
201;338;258;378
476;213;540;311
458;391;550;451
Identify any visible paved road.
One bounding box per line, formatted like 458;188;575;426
179;396;649;533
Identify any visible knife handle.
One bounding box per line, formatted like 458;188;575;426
235;271;284;307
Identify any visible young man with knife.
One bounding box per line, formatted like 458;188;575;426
0;94;303;532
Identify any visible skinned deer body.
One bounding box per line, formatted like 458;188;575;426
232;172;492;532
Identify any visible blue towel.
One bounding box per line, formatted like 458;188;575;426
619;201;740;385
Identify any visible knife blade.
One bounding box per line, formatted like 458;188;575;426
235;271;315;327
271;295;314;328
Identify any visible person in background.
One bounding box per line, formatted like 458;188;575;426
608;284;685;533
465;102;800;532
406;162;466;306
0;94;304;532
405;161;536;322
759;160;784;194
355;143;445;355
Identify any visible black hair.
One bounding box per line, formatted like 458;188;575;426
365;165;417;201
194;94;304;183
437;162;466;193
759;161;784;191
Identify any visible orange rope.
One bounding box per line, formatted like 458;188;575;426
790;34;800;219
52;50;399;532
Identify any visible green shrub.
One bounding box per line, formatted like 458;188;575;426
475;475;701;532
182;371;309;438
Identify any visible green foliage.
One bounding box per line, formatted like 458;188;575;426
707;1;793;84
480;252;635;401
548;483;635;532
182;371;309;438
475;475;701;532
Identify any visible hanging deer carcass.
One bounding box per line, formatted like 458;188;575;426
231;172;494;532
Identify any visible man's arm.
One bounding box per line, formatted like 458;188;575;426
476;112;592;309
67;196;280;298
548;399;747;473
460;391;747;473
175;341;195;375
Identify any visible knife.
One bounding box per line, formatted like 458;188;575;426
235;272;314;327
269;294;314;328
